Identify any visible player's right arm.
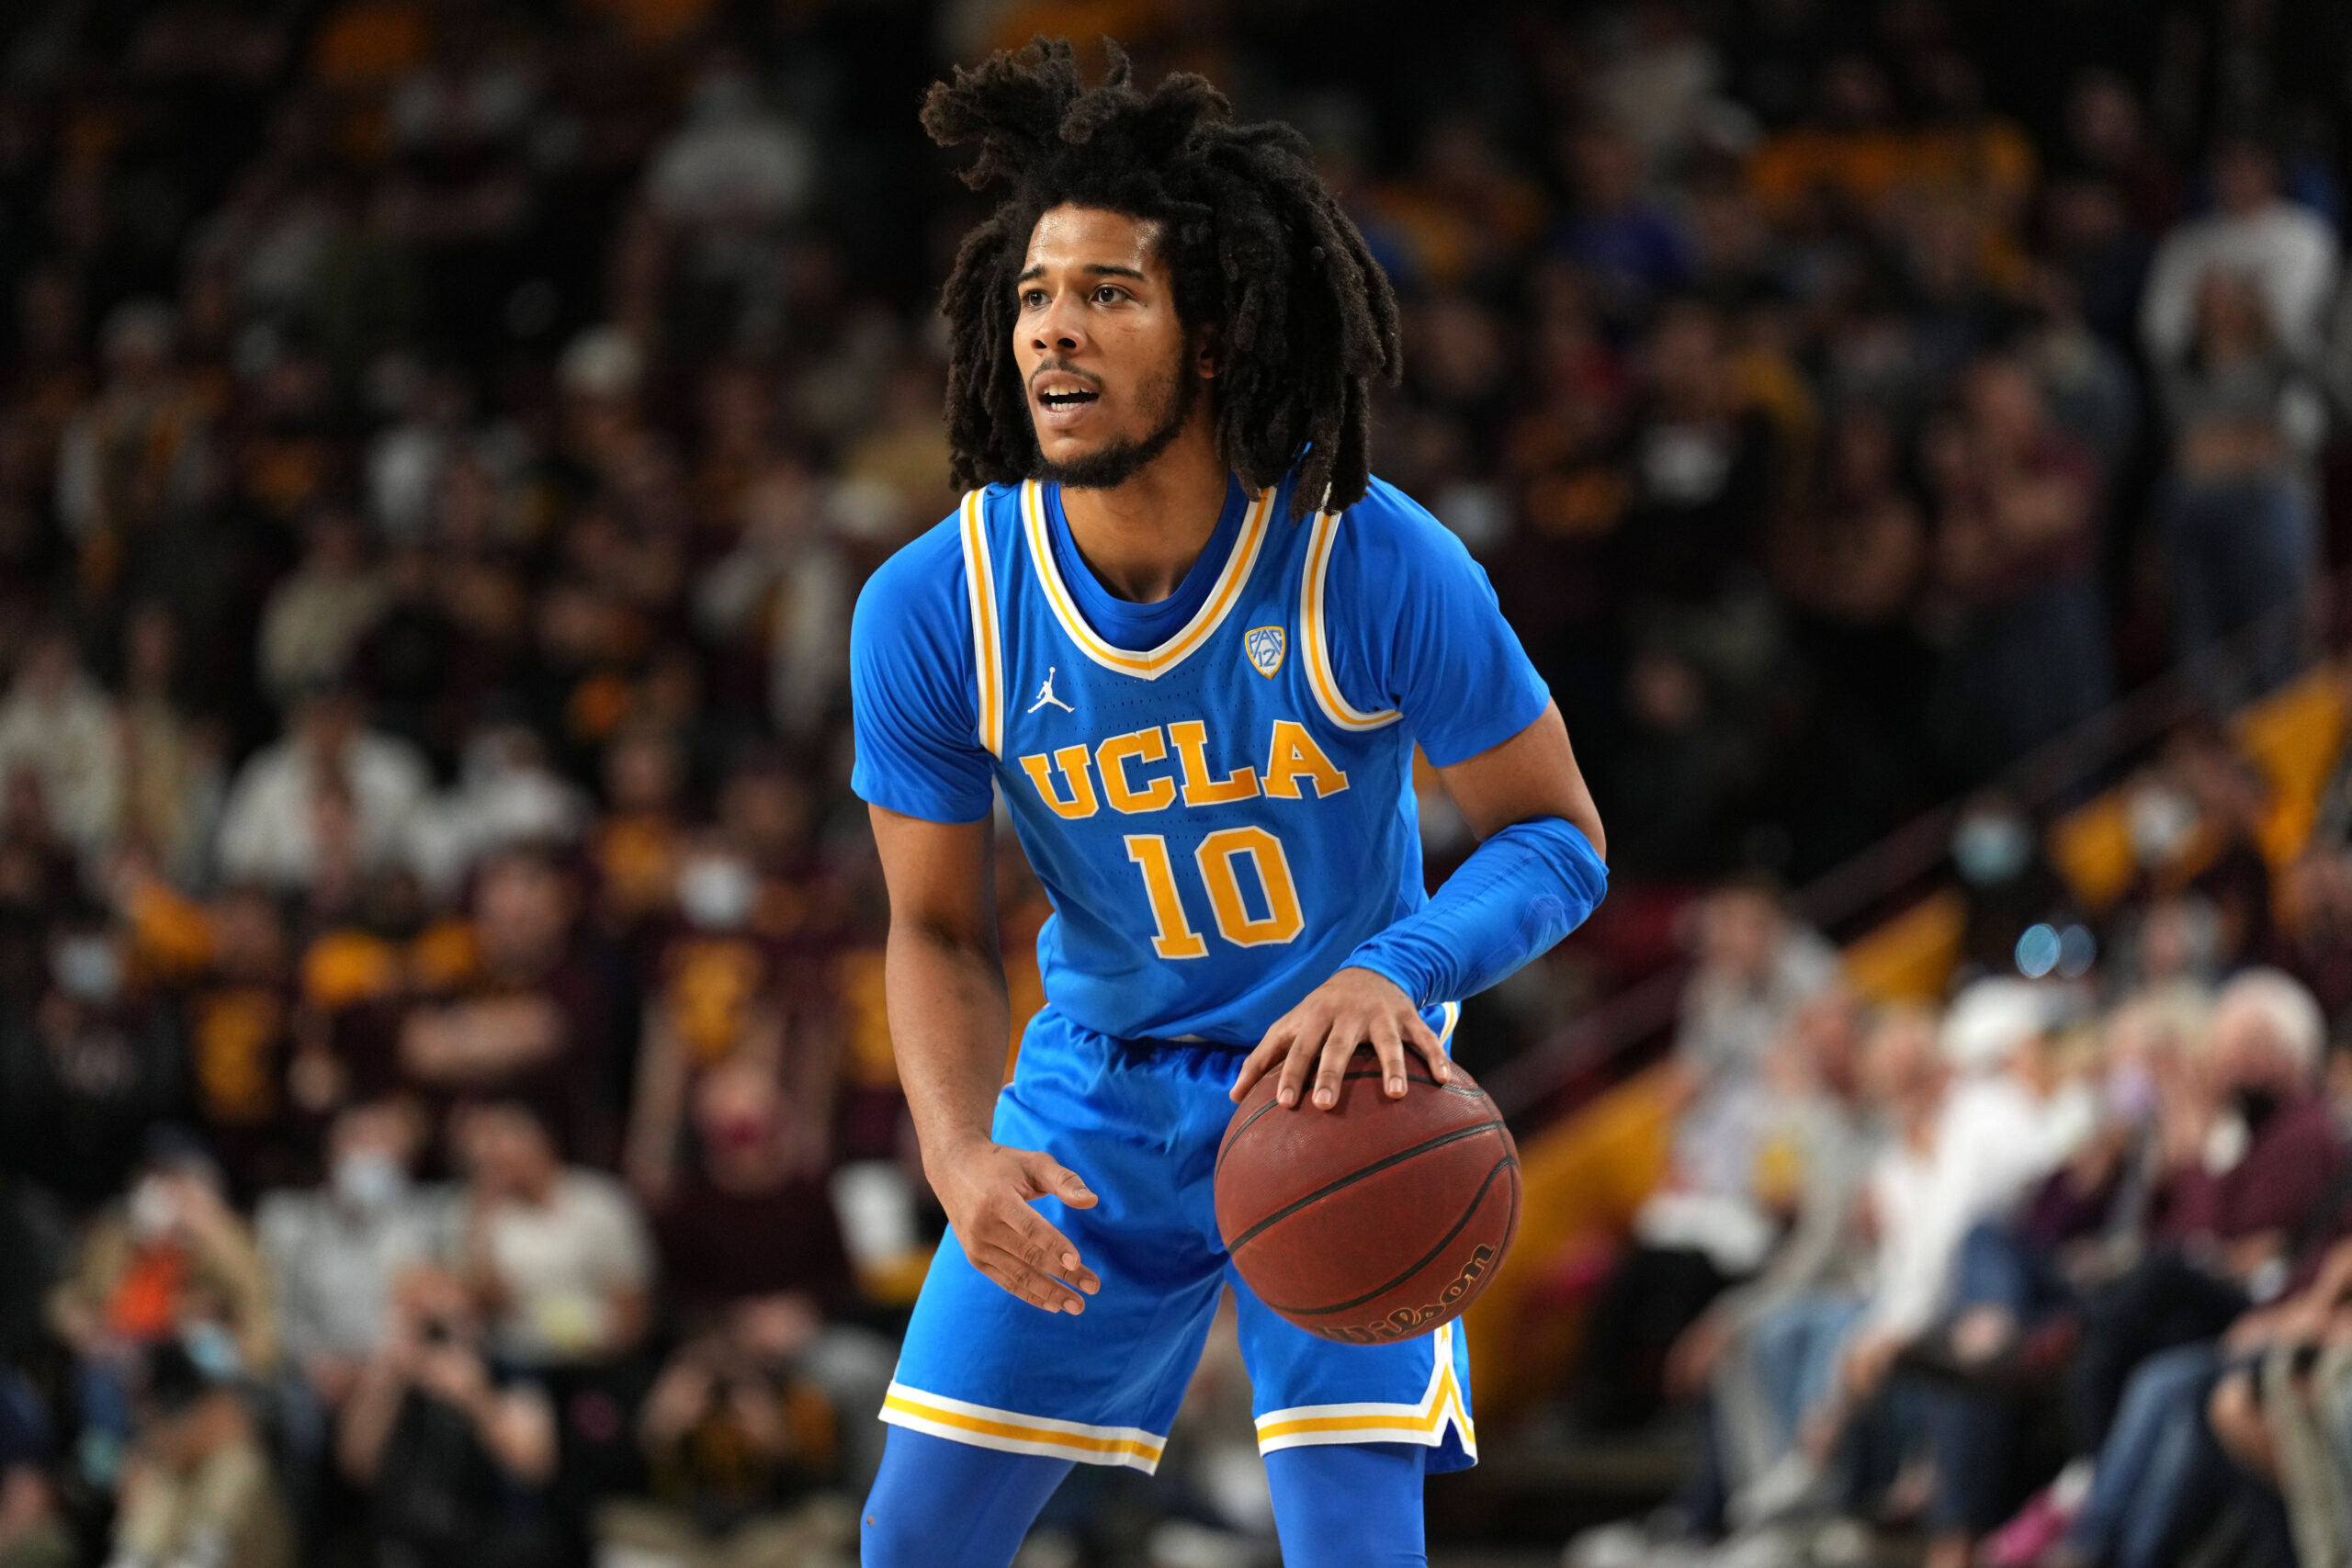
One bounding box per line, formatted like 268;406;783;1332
850;517;1100;1315
868;806;1101;1314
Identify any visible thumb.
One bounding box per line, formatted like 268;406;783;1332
1018;1151;1097;1208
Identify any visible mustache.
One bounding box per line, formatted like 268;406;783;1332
1028;360;1102;395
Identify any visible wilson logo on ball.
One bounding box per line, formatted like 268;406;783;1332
1318;1245;1498;1344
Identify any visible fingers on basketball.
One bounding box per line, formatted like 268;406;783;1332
1366;1016;1409;1098
1404;1011;1450;1081
1310;1021;1357;1108
1229;1025;1292;1102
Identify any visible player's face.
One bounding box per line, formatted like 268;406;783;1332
1015;205;1207;488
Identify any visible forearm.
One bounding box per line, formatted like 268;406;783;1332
887;920;1014;1179
623;1010;686;1198
1343;817;1607;1010
336;1361;404;1482
473;1391;555;1483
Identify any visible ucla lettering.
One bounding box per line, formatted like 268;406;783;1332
1017;717;1342;819
1097;728;1177;815
1019;744;1099;819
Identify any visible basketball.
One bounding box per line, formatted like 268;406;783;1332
1215;1050;1521;1345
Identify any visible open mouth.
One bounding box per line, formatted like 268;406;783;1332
1037;388;1100;412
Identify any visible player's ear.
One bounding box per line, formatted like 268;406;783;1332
1193;321;1220;379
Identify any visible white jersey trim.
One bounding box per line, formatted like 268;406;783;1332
1251;1322;1476;1458
1021;479;1275;680
956;491;1004;756
879;1382;1166;1473
1300;508;1403;732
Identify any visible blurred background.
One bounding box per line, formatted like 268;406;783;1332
0;1;2348;1566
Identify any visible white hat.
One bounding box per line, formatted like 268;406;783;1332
1942;977;2051;1072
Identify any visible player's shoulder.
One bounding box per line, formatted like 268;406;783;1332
851;500;984;687
1327;473;1479;576
853;486;1011;630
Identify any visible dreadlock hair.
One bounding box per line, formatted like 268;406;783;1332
923;39;1402;520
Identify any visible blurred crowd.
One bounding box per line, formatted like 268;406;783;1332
1562;709;2352;1568
0;0;2350;1566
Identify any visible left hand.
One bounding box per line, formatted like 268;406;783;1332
1229;967;1449;1111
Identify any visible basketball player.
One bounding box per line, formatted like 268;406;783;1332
852;42;1609;1568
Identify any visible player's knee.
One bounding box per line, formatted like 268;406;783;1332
858;1497;931;1568
1265;1441;1429;1568
861;1427;1069;1568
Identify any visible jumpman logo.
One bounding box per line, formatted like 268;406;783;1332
1027;667;1075;715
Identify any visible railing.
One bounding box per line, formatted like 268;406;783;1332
1485;586;2346;1122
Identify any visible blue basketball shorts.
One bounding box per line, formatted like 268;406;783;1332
880;1005;1477;1476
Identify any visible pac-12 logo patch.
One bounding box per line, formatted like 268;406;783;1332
1245;626;1286;678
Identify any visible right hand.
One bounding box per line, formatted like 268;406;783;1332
933;1140;1102;1314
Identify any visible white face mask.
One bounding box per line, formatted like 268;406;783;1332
2127;784;2199;867
678;855;757;931
52;935;122;1002
129;1177;177;1240
334;1149;409;1213
1953;813;2033;885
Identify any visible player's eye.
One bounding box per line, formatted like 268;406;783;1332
1092;285;1125;305
1019;288;1048;309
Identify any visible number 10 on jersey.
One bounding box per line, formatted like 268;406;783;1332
1125;829;1304;958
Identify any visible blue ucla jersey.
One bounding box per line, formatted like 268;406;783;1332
851;467;1551;1046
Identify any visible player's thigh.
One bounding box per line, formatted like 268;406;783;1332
1229;1277;1474;1460
861;1426;1070;1568
1264;1440;1428;1568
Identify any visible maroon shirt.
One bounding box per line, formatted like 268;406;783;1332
653;1167;853;1326
2155;1091;2346;1243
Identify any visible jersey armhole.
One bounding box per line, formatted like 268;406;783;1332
957;491;1004;757
1299;508;1402;733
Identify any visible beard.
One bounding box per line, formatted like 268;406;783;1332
1032;350;1200;491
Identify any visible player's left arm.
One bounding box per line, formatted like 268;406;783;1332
1231;704;1606;1110
1233;490;1611;1111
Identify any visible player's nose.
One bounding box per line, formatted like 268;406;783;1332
1030;297;1086;357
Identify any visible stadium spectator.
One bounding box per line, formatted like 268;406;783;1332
0;629;120;859
373;848;619;1160
337;1264;559;1568
447;1100;648;1372
0;1374;73;1568
107;1340;293;1568
3;910;189;1211
2157;264;2327;694
2142;135;2339;370
49;1136;275;1486
1573;986;1870;1435
213;686;431;897
113;604;222;888
596;1055;881;1562
1928;351;2113;766
1664;876;1840;1203
258;508;387;709
1551;120;1691;325
256;1099;445;1478
52;302;210;590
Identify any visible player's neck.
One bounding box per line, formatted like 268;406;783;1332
1057;413;1229;604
